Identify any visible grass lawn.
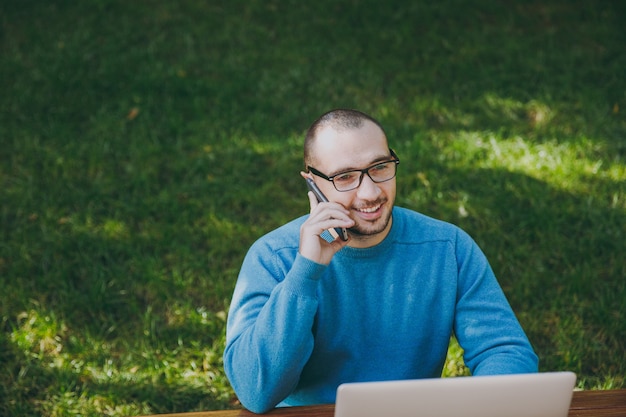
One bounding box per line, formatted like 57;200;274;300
1;0;625;415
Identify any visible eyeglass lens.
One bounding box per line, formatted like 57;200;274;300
333;161;397;191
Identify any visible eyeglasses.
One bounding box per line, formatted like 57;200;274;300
307;148;400;192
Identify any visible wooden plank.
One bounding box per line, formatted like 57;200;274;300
143;404;335;417
142;390;626;417
570;389;626;409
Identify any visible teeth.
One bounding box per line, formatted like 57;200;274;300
358;205;380;213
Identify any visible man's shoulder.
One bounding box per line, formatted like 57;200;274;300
394;206;459;231
250;215;306;252
393;206;468;243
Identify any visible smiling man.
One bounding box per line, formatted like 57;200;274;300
223;109;538;414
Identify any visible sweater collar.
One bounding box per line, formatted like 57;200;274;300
337;207;399;259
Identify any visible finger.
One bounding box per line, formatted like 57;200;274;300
307;191;319;212
308;205;353;227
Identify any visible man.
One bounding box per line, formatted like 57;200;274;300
223;109;538;413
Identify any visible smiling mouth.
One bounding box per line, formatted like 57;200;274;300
356;204;382;214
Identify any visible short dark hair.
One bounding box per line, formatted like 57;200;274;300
304;109;386;166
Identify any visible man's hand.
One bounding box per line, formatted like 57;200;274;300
299;191;354;265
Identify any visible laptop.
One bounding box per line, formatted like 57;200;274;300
334;372;576;417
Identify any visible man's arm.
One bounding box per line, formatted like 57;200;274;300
224;190;353;413
453;230;539;375
223;242;326;413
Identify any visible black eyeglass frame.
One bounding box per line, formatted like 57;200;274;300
307;148;400;192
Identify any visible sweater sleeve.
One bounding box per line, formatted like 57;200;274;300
452;230;539;375
223;239;326;413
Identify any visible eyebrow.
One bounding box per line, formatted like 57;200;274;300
327;152;394;177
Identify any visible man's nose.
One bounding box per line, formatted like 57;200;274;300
356;173;382;200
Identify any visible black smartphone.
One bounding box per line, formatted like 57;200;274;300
305;177;349;241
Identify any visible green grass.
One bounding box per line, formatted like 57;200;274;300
1;0;625;415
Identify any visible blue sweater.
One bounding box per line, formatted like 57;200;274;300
224;207;538;413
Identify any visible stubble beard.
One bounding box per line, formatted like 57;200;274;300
348;201;393;237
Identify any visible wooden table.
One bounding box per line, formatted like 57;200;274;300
144;389;626;417
568;390;626;416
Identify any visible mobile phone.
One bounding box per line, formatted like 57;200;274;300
305;177;349;241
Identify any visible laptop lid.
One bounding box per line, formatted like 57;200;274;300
334;372;576;417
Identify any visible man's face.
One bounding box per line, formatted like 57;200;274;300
308;120;396;248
